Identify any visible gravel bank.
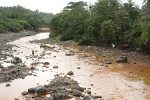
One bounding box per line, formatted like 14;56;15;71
0;31;36;51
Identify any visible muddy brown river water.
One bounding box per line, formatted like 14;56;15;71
0;32;150;100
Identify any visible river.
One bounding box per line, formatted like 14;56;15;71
0;32;150;100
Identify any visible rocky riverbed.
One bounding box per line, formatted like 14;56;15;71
0;31;150;100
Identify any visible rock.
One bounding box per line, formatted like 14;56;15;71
5;75;12;81
43;62;50;65
0;63;3;68
104;61;112;64
28;88;36;93
71;85;85;92
35;85;47;95
99;63;104;66
83;96;91;100
105;65;109;67
53;65;58;69
65;52;74;56
25;95;35;98
30;66;35;69
11;70;18;74
22;91;28;95
52;94;60;100
5;84;11;87
116;56;128;63
73;90;82;97
28;73;32;75
86;90;91;94
91;95;102;99
14;98;19;100
90;84;94;86
67;71;74;75
77;67;81;69
11;57;22;64
57;93;71;99
47;96;55;100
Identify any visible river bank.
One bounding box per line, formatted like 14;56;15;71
0;31;150;100
0;31;36;52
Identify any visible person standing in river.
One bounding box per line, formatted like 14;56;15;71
32;50;34;56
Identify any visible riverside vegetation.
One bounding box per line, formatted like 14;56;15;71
0;5;53;33
50;0;150;54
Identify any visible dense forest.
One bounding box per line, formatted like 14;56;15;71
0;5;53;33
50;0;150;53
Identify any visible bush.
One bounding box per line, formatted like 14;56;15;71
60;32;73;41
78;34;94;45
7;20;23;32
16;20;30;29
0;24;8;33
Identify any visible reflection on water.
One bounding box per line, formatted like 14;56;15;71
0;32;150;100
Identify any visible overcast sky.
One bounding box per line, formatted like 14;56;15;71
0;0;143;14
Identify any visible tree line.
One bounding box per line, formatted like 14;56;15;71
0;5;53;33
50;0;150;54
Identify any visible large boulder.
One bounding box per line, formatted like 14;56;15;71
116;56;128;63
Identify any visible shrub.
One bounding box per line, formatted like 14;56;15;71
0;24;8;33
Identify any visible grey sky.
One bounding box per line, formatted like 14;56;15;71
0;0;144;14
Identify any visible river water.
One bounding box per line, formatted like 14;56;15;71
0;32;150;100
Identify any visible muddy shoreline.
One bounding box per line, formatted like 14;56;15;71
0;31;36;52
0;32;150;100
35;37;150;67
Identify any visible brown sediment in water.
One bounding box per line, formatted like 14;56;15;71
74;45;150;86
109;63;150;86
0;32;150;100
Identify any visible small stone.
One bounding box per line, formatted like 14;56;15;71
67;71;74;75
43;62;50;65
25;95;35;98
116;56;128;63
28;88;36;93
14;98;19;100
105;61;112;64
30;66;35;69
77;67;81;69
5;84;11;87
35;85;47;95
33;74;37;76
53;65;58;69
65;53;74;56
28;73;32;75
22;91;28;95
83;96;91;100
0;64;3;68
105;65;109;67
99;63;104;66
90;84;94;86
11;57;22;64
73;90;82;97
91;95;102;99
87;90;91;94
